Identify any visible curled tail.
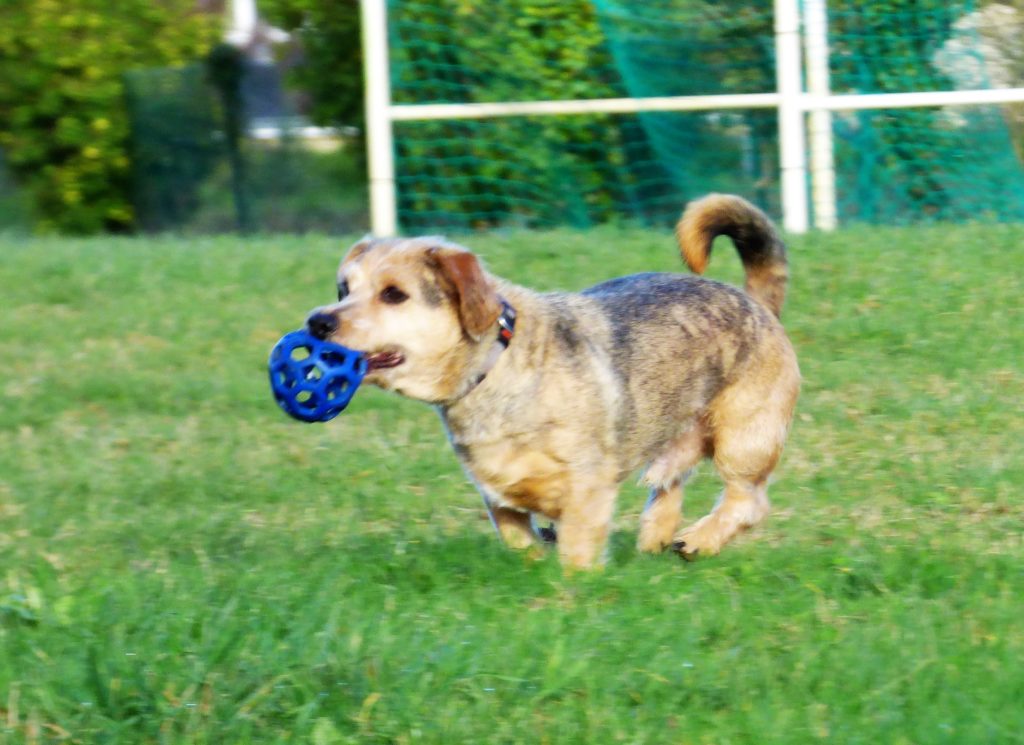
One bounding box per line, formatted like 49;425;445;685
675;194;788;318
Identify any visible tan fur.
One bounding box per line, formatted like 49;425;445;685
677;193;789;317
309;195;800;568
427;246;502;340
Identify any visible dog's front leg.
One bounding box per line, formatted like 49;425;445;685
483;498;538;550
557;479;618;569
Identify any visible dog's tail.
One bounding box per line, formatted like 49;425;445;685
675;194;788;318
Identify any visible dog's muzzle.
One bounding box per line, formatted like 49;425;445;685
306;312;338;340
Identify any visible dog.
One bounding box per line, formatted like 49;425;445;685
306;194;800;568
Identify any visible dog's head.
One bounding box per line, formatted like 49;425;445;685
305;236;502;403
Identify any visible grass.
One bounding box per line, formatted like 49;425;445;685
0;223;1022;744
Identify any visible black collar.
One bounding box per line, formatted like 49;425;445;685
495;299;517;347
461;298;516;397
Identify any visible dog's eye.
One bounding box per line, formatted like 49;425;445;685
380;285;409;305
337;280;349;301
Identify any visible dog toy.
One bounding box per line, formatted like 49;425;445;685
268;330;367;422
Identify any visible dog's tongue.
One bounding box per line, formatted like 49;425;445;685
366;351;404;371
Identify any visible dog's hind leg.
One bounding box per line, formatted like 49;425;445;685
637;425;709;553
673;350;799;559
673;478;770;559
637;482;684;553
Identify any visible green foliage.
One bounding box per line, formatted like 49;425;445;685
828;0;958;219
0;226;1023;741
123;55;368;235
123;64;223;233
0;150;32;232
183;144;368;234
389;0;674;230
0;0;219;234
390;0;1024;229
594;0;782;214
261;0;364;130
814;0;1024;222
205;43;254;233
975;0;1024;162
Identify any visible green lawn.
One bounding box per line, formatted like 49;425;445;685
0;225;1022;744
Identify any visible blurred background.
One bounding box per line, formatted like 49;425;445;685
0;0;367;235
2;0;1024;236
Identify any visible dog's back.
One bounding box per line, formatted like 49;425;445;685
562;195;790;467
577;272;782;471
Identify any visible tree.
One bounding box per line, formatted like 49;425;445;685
260;0;364;130
0;0;219;233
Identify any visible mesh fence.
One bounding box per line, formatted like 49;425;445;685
7;2;1024;235
826;1;1024;222
389;0;1024;231
0;149;32;232
123;55;366;234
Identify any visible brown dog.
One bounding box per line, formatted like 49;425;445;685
306;194;800;568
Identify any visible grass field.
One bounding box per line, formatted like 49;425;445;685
1;224;1022;744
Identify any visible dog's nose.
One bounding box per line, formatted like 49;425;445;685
306;312;339;340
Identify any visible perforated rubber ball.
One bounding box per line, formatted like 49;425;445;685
268;330;367;423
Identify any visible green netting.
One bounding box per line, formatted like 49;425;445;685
388;0;1024;231
827;2;1024;222
389;2;676;230
124;64;222;232
0;148;32;232
123;56;367;234
389;0;774;230
593;1;781;217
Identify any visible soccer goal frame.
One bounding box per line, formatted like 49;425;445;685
361;0;1024;236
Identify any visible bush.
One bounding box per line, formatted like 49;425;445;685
0;1;219;233
387;0;670;230
261;0;364;132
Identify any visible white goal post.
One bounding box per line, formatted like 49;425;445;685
361;0;1024;236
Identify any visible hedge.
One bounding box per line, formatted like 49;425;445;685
0;0;219;233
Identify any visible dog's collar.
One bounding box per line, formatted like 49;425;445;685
495;298;517;349
465;298;516;394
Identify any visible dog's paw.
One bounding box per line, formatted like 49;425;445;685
637;533;674;554
672;519;723;560
536;523;558;544
671;539;700;561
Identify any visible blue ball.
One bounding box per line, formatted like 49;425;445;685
268;330;367;423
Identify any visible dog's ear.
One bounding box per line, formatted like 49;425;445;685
342;234;374;264
428;246;501;341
